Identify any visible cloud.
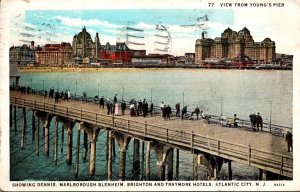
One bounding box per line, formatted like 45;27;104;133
52;16;121;29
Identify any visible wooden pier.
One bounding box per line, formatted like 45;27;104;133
10;91;293;180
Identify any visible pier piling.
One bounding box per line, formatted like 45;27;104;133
21;108;26;150
75;125;81;178
54;119;59;165
145;141;151;181
167;148;174;181
133;139;140;176
107;130;112;181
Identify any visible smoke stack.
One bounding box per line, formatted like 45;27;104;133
201;32;205;39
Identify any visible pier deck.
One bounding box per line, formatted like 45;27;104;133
10;90;293;178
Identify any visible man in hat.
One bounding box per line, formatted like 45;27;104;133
256;112;263;131
175;102;180;117
285;130;293;152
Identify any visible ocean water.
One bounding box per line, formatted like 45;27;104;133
10;69;292;181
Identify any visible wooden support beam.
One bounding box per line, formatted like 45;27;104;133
21;108;26;150
89;133;96;177
60;124;65;154
14;106;17;136
83;132;88;162
228;160;232;180
157;164;166;181
66;128;73;165
10;105;12;128
167;148;174;181
107;130;112;181
119;151;126;180
175;149;179;180
54;120;59;165
31;111;35;142
193;153;198;181
36;116;40;155
44;125;50;156
75;127;81;178
133;139;140;177
145;141;150;181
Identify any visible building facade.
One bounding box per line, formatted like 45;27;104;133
101;42;133;63
72;27;101;60
9;41;35;65
34;43;73;66
195;27;276;64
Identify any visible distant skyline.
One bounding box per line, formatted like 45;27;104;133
10;9;235;56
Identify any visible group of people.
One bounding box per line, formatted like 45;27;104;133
160;102;172;120
249;112;264;131
19;86;31;94
130;99;153;117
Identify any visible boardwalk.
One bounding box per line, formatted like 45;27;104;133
10;90;293;179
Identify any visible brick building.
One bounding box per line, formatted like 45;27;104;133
34;43;73;66
9;41;35;65
101;42;133;63
195;27;276;65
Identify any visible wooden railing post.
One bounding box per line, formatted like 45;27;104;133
166;129;169;142
144;121;147;136
191;131;194;153
281;156;284;174
24;98;25;106
96;113;97;124
80;108;82;120
66;107;69;116
34;100;36;109
248;145;251;166
127;120;130;132
217;140;220;155
43;103;45;111
112;116;115;128
53;104;55;113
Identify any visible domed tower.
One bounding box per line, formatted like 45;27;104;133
72;27;95;59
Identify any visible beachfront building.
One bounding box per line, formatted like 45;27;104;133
34;43;73;66
100;42;133;64
185;53;195;64
72;27;101;63
132;54;175;65
9;41;35;65
195;27;276;65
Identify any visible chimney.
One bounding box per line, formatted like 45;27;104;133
201;32;205;39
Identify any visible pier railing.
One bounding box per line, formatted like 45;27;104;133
10;96;293;178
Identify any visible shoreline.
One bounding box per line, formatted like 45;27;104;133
18;66;292;73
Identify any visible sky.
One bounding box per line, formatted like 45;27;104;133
10;9;234;56
6;0;300;56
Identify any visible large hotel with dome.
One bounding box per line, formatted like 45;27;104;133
195;27;276;65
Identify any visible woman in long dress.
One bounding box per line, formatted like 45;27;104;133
115;103;120;116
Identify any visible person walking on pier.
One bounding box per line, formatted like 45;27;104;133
256;112;263;131
160;102;164;116
99;96;104;109
175;102;180;117
67;90;71;101
113;94;118;104
181;106;188;120
121;99;126;115
166;105;172;120
191;106;200;120
106;99;111;115
285;130;293;152
231;114;239;127
149;102;154;116
54;91;59;103
249;113;257;131
44;90;47;98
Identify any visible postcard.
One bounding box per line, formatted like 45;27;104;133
0;0;299;191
